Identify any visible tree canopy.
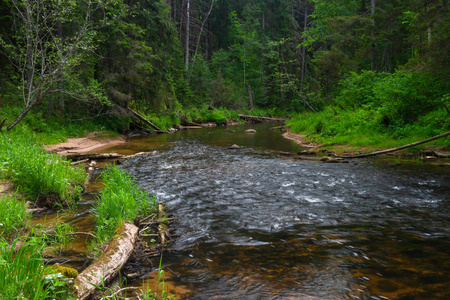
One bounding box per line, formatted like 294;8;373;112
0;0;449;129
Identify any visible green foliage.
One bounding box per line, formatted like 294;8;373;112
0;193;29;238
0;237;70;300
140;255;174;300
144;112;180;131
94;165;157;245
0;133;86;205
180;105;240;125
287;68;450;150
46;220;75;256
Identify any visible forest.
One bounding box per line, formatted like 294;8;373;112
0;0;448;147
0;1;450;299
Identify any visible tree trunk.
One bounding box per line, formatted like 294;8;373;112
300;0;308;90
7;99;38;131
370;0;375;71
73;222;138;300
127;107;166;133
342;131;450;158
185;0;190;70
188;0;215;79
247;84;254;111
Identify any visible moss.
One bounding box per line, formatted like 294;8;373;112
47;264;79;278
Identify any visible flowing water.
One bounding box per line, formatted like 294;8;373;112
105;124;449;299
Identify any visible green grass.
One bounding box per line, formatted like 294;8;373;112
0;237;71;299
287;106;450;152
0;193;29;239
0;133;86;206
94;165;158;245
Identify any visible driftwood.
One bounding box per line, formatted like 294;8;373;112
238;114;289;123
158;202;169;247
66;151;157;162
70;158;89;165
66;153;123;161
342;131;450;158
127;108;166;133
73;221;138;300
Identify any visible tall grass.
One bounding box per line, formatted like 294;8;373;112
0;133;86;205
0;193;29;238
0;237;72;299
94;165;157;244
0;237;48;299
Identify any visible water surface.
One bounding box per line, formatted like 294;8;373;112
117;124;450;299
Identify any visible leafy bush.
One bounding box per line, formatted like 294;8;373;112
94;165;157;244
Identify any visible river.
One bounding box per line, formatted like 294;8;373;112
108;123;450;299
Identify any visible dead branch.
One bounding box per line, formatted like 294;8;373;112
342;131;450;158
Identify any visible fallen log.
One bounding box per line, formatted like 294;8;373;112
66;151;158;162
72;221;138;300
66;153;124;161
238;114;289;123
342;131;450;158
127;108;166;133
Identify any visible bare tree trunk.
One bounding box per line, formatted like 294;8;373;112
188;0;215;78
205;20;210;60
179;0;184;40
247;84;254;111
185;0;190;71
370;0;375;71
262;11;266;30
342;131;450;158
300;0;308;90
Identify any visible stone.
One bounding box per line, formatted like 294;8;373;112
245;129;257;133
298;150;317;155
229;144;240;149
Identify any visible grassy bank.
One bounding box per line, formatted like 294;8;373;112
287;107;450;154
0;132;86;206
287;70;450;154
92;165;158;249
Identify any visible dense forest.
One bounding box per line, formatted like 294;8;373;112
0;0;449;144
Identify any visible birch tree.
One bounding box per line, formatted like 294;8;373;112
1;0;119;131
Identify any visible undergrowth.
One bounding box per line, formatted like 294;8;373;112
0;133;86;205
0;237;71;299
0;193;29;239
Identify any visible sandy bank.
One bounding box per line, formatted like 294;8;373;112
44;132;126;155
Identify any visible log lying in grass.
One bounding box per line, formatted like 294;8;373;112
238;114;289;123
342;131;450;158
73;221;138;300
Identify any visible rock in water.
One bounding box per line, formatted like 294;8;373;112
229;144;240;149
245;129;257;133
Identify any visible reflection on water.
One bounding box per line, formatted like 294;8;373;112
105;124;450;299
